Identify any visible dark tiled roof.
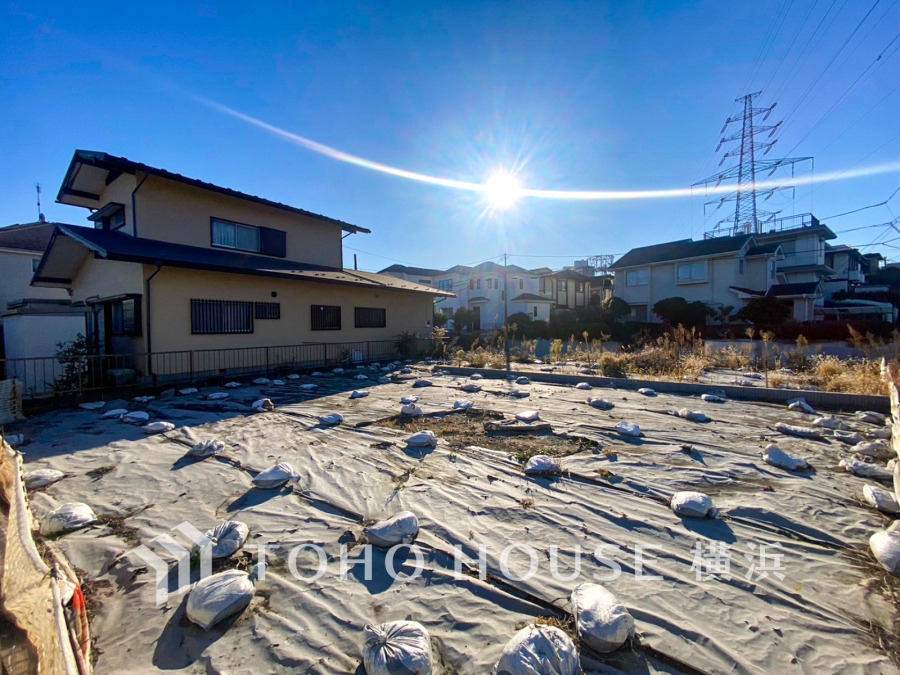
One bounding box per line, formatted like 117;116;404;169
378;264;443;277
729;286;765;296
610;235;752;270
41;226;452;296
58;150;370;234
510;293;554;302
0;222;74;251
467;296;490;303
767;282;821;297
544;269;594;281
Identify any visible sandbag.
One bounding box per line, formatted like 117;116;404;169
461;383;482;393
143;421;175;434
862;484;900;515
574;382;592;390
515;377;530;385
203;520;250;558
454;400;474;410
121;411;150;424
273;380;285;386
787;398;816;414
570;583;634;653
833;429;865;445
869;428;892;440
185;563;264;630
252;398;275;412
870;522;900;573
701;393;724;403
470;373;484;380
637;388;656;396
317;413;343;426
253;378;271;385
515;410;540;423
299;383;317;390
857;411;887;425
492;624;580;675
616;421;641;437
365;511;420;547
524;455;560;475
670;491;716;518
812;416;848;430
412;379;433;388
207;392;230;400
362;621;433;675
101;408;129;419
23;468;65;489
401;396;419;404
839;458;893;481
762;444;809;471
677;409;707;422
224;381;241;388
133;395;155;403
188;439;225;458
40;502;99;535
401;403;424;417
287;374;300;379
853;441;893;460
586;398;613;410
333;368;345;374
775;422;822;439
350;390;369;399
79;401;106;410
406;431;438;448
253;462;296;489
355;374;369;380
378;376;391;384
178;388;199;395
509;389;530;398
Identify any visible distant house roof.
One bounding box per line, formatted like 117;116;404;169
610;235;753;270
57;150;370;234
510;293;554;303
542;269;594;281
471;261;530;275
0;221;74;252
34;226;452;297
378;264;443;277
729;286;765;297
767;282;821;298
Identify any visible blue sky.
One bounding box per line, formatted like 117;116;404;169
1;1;898;270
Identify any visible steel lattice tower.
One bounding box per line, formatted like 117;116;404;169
694;92;812;238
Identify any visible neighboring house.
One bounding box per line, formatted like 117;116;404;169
537;269;593;310
377;264;442;288
0;221;87;366
381;261;554;330
32;150;452;384
823;244;866;298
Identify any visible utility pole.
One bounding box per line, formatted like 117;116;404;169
503;253;510;373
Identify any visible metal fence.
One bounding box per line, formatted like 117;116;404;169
0;338;435;400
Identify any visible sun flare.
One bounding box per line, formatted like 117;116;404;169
483;171;522;210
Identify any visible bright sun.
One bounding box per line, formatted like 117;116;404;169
483;172;522;210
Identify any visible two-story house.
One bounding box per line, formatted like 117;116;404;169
537;269;593;310
32;150;452;381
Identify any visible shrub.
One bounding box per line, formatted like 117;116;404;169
652;297;712;328
733;297;792;328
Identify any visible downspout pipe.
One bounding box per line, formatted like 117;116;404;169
131;173;149;237
145;264;162;382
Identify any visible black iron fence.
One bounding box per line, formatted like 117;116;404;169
0;338;435;400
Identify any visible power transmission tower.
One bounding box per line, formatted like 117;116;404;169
694;92;812;238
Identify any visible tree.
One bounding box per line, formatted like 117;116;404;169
603;296;632;321
733;296;792;328
507;312;533;338
652;297;712;328
452;307;476;332
433;311;449;328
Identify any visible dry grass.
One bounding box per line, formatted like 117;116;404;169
809;357;887;395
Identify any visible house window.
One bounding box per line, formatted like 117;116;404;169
677;261;707;283
770;261;777;280
418;279;432;286
540;278;546;293
630;304;648;321
211;218;287;257
533;306;538;317
469;279;475;290
355;307;386;328
486;279;492;290
557;279;566;291
739;259;744;275
191;299;253;334
626;269;649;286
111;297;141;336
519;278;524;290
577;282;585;293
311;305;341;331
476;278;481;289
254;302;281;319
437;279;453;291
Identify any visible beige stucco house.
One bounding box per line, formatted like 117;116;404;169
33;150;452;382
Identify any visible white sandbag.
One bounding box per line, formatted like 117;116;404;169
744;372;763;380
311;371;324;377
575;382;592;390
365;511;420;547
251;398;274;412
401;395;419;404
461;383;482;393
363;621;433;675
833;429;865;445
412;379;433;388
317;413;343;426
787;398;816;414
762;444;809;471
587;398;614;410
178;388;199;395
400;367;412;375
811;416;848;430
133;395;155;403
79;401;106;410
853;441;893;460
492;624;580;675
515;377;530;385
406;431;438;448
775;422;822;439
24;468;65;489
524;454;560;475
701;393;724;403
207;392;230;400
677;408;708;422
616;421;641;437
252;462;297;489
101;408;129;419
869;428;893;440
470;373;484;380
143;421;175;434
454;399;474;410
186;563;264;630
350;390;369;399
378;376;391;384
40;502;99;535
862;484;900;515
187;439;225;458
509;389;530;398
287;374;300;380
332;368;345;374
670;491;716;518
637;388;656;396
857;411;887;425
570;583;634;653
355;374;369;380
401;403;424;417
253;377;271;385
121;411;150;424
203;520;250;559
839;458;893;481
515;410;540;423
272;379;285;386
224;381;241;388
299;383;317;390
870;522;900;573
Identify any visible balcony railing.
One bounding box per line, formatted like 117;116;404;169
704;213;820;240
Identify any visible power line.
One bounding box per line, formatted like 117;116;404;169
825;187;900;219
